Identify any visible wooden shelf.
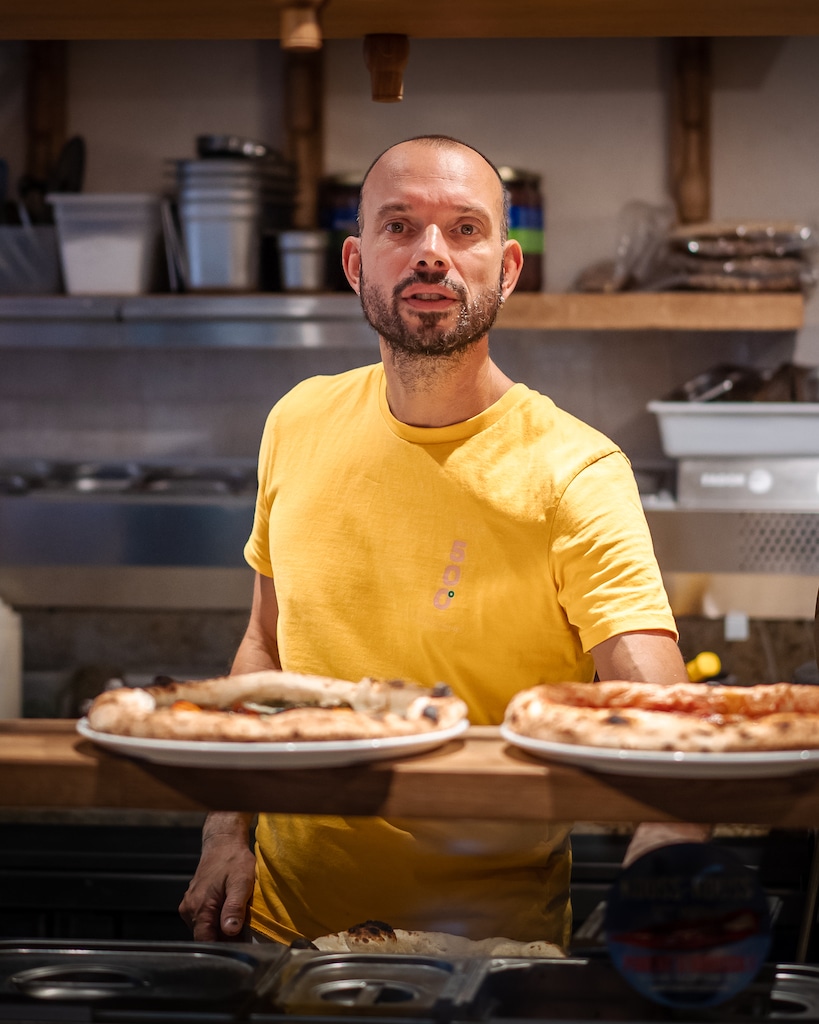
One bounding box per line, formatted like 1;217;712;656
3;0;819;40
6;720;819;827
497;292;805;332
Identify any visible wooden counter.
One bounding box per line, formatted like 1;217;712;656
5;719;819;827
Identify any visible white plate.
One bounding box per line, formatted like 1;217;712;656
76;717;469;769
500;725;819;779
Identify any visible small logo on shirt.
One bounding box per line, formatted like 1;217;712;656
433;540;467;610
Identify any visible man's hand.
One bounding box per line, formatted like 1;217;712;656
179;812;256;942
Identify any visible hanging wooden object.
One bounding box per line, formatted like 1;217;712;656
363;34;410;102
278;1;324;51
669;37;711;224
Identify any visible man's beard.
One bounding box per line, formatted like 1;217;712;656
359;267;504;359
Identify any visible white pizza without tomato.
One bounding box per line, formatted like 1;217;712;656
85;670;468;742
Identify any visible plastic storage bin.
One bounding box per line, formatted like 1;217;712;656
47;193;163;295
648;400;819;457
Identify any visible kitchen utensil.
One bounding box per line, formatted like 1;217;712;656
664;363;765;402
46;135;86;194
161;198;188;291
196;134;273;159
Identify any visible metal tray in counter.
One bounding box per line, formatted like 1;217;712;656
268;951;477;1017
0;938;287;1018
450;957;819;1022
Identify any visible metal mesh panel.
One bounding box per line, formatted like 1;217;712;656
738;513;819;574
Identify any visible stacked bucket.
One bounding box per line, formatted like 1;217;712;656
172;150;296;292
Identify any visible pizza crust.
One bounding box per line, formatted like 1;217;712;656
504;680;819;753
85;670;468;742
311;920;564;958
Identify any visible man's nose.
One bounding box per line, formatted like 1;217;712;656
411;225;450;272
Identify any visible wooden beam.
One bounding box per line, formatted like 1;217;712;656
669;37;711;225
284;49;324;230
23;40;67;224
3;0;819;41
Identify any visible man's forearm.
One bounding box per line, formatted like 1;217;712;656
623;821;713;868
202;810;255;845
230;634;281;675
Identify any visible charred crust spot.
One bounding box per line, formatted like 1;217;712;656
605;713;630;726
348;920;396;940
387;679;407;689
776;720;792;732
422;705;439;722
431;683;452;697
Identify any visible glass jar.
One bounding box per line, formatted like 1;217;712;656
318;173;362;292
498;167;545;292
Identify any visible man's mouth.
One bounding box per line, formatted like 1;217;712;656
401;285;460;310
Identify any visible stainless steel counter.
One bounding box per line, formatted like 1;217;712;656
0;294;378;349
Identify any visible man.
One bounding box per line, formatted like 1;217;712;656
179;135;704;948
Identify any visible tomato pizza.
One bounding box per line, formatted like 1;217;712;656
504;680;819;753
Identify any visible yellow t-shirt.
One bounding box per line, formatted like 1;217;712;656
244;364;677;946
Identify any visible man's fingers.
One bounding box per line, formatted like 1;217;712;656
220;878;254;936
192;913;221;943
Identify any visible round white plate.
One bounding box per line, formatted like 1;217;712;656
76;717;469;769
500;724;819;779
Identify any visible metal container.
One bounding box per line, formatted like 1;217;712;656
277;229;330;292
0;939;287;1020
171;157;296;292
3;945;819;1023
178;194;263;291
648;400;819;458
271;952;473;1016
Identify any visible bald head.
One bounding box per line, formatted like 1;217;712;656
358;136;509;243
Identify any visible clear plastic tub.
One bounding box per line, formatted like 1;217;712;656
47;193;163;295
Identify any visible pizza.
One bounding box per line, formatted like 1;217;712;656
504;679;819;753
306;920;565;958
84;670;468;743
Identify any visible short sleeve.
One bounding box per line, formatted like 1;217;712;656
550;451;678;652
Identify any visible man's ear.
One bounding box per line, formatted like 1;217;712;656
342;236;362;294
501;239;524;299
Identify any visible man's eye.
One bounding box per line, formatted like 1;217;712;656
459;224;476;236
385;222;404;234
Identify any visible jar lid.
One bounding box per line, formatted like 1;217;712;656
497;166;541;186
321;172;365;187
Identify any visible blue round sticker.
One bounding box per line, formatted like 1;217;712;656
604;843;771;1008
